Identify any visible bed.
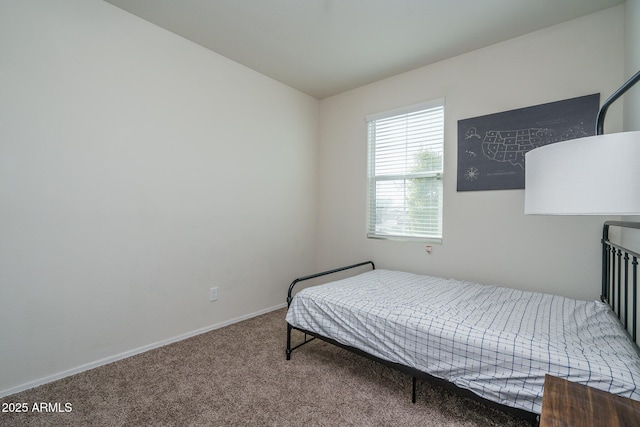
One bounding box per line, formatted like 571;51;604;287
285;221;640;424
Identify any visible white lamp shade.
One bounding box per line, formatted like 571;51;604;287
525;131;640;215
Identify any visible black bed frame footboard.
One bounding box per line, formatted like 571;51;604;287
602;221;640;346
285;260;376;308
285;260;538;425
286;261;375;359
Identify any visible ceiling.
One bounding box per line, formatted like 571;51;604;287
104;0;624;99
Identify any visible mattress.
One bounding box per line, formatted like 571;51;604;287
285;269;640;414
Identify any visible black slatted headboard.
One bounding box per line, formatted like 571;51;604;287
602;221;640;345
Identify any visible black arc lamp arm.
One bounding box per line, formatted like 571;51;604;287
596;69;640;135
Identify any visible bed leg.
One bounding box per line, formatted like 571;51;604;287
412;377;417;403
286;324;292;360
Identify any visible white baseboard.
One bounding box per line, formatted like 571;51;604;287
0;303;287;398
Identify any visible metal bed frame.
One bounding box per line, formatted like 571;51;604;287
285;221;640;425
601;221;640;346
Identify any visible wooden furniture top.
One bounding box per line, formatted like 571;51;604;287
540;374;640;427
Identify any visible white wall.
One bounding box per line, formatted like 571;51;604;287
0;0;318;394
623;0;640;239
625;0;640;132
317;6;625;301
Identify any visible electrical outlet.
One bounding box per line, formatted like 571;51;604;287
209;287;218;302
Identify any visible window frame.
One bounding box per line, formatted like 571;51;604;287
366;99;445;243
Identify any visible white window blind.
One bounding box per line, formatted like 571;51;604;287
367;99;444;241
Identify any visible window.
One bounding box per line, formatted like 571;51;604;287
366;99;444;242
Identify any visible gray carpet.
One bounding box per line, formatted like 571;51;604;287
0;308;532;426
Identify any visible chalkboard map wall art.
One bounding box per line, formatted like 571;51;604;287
457;93;599;191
